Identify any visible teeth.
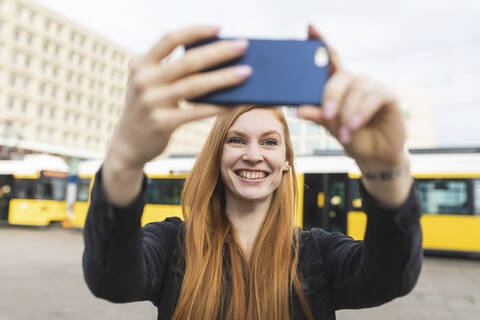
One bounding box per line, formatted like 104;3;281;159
238;171;266;179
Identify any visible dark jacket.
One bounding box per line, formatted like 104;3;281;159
83;168;423;319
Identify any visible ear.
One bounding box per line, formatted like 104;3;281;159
282;161;290;172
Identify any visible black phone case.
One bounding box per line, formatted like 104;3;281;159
187;38;329;106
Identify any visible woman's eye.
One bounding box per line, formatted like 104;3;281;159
227;137;243;144
264;139;278;146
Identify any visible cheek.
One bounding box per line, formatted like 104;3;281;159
268;149;287;172
220;147;239;180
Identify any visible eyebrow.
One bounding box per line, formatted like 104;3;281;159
226;130;282;138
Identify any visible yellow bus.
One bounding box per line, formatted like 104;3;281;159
69;157;195;228
0;155;69;226
68;159;102;229
297;150;480;257
70;149;480;256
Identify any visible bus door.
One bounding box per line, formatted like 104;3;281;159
302;173;349;233
326;173;349;233
0;175;14;222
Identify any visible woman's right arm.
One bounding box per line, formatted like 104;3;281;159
82;25;252;303
82;168;182;302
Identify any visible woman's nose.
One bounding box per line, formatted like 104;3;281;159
242;144;263;163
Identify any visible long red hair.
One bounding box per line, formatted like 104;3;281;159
172;106;313;319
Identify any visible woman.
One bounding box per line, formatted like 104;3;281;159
83;25;422;319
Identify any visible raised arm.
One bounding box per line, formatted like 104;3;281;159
83;25;252;303
297;25;423;310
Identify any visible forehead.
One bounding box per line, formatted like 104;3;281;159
228;109;284;135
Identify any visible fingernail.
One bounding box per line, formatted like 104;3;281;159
235;65;252;79
323;100;336;119
231;39;248;52
349;114;362;130
339;126;351;144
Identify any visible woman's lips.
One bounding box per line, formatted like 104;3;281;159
234;170;270;184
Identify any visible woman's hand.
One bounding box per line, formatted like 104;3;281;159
297;25;412;207
107;25;252;170
102;26;252;205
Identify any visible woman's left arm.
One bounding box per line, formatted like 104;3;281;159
298;26;413;208
297;26;423;308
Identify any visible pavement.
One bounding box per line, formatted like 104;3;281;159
0;225;479;320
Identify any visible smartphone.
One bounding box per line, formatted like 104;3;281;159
186;38;330;106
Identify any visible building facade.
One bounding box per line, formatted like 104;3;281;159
0;0;132;165
0;0;438;165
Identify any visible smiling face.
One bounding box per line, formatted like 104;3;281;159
220;108;290;203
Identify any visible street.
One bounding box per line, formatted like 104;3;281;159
1;225;479;320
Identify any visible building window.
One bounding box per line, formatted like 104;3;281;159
7;96;15;110
11;51;18;65
21;100;27;113
38;105;44;117
13;28;33;46
8;73;29;90
70;31;76;43
50;107;56;119
44;18;51;30
51;86;57;99
43;39;49;52
39;83;45;96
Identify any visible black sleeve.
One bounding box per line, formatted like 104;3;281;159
82;166;182;304
310;180;423;310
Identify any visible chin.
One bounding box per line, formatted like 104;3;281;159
235;190;271;202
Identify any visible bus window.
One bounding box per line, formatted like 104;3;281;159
76;178;91;202
416;179;469;215
474;179;480;215
15;179;36;199
350;179;362;209
330;181;346;209
38;177;67;201
146;179;185;205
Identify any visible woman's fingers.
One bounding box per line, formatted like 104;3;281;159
136;39;249;87
298;71;399;145
307;24;341;74
339;79;377;128
141;65;252;107
175;103;230;126
296;105;324;123
346;86;397;132
133;25;221;71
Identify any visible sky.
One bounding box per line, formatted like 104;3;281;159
34;0;480;147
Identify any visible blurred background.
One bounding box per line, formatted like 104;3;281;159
0;0;479;319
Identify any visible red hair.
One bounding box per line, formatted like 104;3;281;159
172;106;313;319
